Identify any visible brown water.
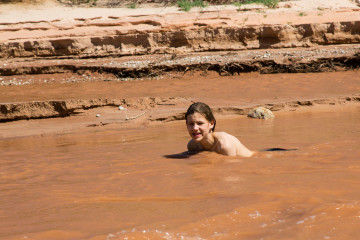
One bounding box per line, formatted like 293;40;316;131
1;106;360;240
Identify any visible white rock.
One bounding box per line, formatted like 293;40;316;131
248;107;275;119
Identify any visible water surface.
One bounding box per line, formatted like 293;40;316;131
1;106;360;240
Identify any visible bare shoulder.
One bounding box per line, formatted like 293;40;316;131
213;132;239;149
213;132;254;157
213;132;238;143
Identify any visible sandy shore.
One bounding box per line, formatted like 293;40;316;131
0;0;360;138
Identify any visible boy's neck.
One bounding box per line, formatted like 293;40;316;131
200;132;215;151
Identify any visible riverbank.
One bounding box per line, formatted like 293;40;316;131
1;0;360;138
1;70;360;138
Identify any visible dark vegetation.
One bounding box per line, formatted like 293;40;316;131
0;0;284;9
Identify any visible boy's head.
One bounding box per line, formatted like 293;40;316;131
185;102;216;132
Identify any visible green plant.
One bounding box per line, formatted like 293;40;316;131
298;12;307;16
177;0;192;11
234;0;278;9
69;0;97;5
233;1;243;7
262;0;278;8
127;2;137;8
193;0;207;7
177;0;207;11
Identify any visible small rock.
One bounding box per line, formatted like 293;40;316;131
96;114;100;117
263;52;271;58
248;107;275;119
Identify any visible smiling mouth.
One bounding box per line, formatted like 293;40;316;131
192;133;201;138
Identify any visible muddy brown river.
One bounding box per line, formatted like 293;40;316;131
1;104;360;240
1;1;360;238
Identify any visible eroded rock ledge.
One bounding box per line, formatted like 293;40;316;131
0;99;122;122
1;20;360;59
1;44;359;83
1;95;359;122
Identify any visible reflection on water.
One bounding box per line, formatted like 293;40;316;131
1;106;360;239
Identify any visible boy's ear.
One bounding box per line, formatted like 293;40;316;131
209;120;215;131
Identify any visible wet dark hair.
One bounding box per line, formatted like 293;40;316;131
185;102;216;131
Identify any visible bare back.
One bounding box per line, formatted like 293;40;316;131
212;132;254;157
187;132;254;157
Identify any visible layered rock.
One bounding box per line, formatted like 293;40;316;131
1;21;360;59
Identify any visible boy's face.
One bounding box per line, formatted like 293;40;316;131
186;112;214;142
